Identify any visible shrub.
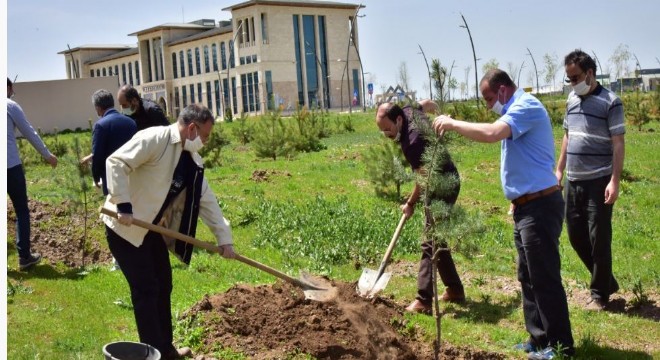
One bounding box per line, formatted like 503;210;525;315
199;122;231;168
231;113;254;145
362;138;412;199
252;108;292;160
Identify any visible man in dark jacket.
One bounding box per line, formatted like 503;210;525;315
117;84;170;131
91;89;137;195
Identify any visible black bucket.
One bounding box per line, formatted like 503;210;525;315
102;341;161;360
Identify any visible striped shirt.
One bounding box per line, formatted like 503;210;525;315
563;84;625;181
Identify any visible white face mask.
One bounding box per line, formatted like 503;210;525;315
183;126;204;153
121;105;135;116
490;88;505;115
572;76;591;96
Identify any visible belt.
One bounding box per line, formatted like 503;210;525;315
511;185;561;207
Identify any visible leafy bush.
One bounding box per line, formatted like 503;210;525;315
252;109;292;160
231;113;254;145
625;91;653;131
199;122;231;168
362;138;412;199
289;107;326;153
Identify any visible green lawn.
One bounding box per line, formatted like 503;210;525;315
7;111;659;359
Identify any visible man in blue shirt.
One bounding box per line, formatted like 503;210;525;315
90;89;137;195
7;78;58;270
433;69;574;360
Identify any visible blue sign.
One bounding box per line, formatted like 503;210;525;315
367;83;373;95
353;89;359;98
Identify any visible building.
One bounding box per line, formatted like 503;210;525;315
58;0;365;120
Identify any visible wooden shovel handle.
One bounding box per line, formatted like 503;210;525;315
99;207;306;288
374;213;407;277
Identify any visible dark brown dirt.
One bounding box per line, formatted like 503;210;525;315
250;169;292;182
7;199;113;268
182;281;506;360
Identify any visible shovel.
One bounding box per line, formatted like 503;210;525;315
357;214;407;298
100;207;337;302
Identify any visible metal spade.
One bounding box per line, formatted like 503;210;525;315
357;214;407;298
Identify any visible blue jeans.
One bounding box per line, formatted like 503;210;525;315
513;191;574;352
8;165;32;259
565;175;618;301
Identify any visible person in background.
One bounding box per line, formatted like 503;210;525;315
375;99;466;315
556;49;625;311
102;104;234;359
7;77;58;270
90;89;137;195
433;69;574;360
117;84;170;131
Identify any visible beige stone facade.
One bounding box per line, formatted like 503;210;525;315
59;0;365;120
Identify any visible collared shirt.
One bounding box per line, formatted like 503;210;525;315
498;89;558;200
91;108;137;195
563;84;625;181
7;99;52;168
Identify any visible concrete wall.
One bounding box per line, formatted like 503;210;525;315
12;77;120;134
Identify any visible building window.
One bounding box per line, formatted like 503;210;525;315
190;84;195;104
214;79;221;115
303;15;318;107
179;51;185;78
231;77;237;114
108;66;112;76
97;69;101;77
223;78;229;113
172;53;178;79
292;15;304;106
103;68;107;76
195;47;201;75
237;20;244;46
174;86;180;118
254;72;260;112
241;74;248;113
229;41;235;68
206;81;213;115
135;61;140;85
197;83;202;103
265;71;273;109
121;64;126;84
252;54;258;63
220;42;227;70
261;13;269;44
128;62;134;85
212;44;218;72
182;86;188;107
90;70;94;77
352;68;360;105
187;49;193;77
318;16;329;108
204;45;210;73
115;65;119;79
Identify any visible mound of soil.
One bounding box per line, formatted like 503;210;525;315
182;281;505;360
250;169;292;182
7;199;113;268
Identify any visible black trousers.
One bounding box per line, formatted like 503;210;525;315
106;226;176;356
415;187;463;305
565;175;618;302
514;191;574;352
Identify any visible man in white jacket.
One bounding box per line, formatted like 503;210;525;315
102;104;234;359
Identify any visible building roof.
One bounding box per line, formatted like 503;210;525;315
128;21;216;37
223;0;362;11
640;68;660;75
58;44;132;55
86;47;139;65
167;23;234;46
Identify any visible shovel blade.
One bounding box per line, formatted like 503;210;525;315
357;268;392;298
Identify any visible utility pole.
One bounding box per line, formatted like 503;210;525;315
418;44;432;100
225;20;244;119
633;53;642;90
460;13;479;106
447;60;456;102
526;47;539;94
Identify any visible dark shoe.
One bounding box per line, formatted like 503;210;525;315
164;347;193;359
405;300;432;315
585;298;607;311
440;287;466;303
513;341;537;353
19;253;42;270
527;347;557;360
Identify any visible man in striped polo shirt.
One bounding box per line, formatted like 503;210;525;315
556;49;625;311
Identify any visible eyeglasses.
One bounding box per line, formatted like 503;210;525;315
565;72;586;84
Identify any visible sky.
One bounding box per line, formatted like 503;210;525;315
5;0;660;99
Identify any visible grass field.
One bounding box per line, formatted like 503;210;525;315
6;109;659;359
